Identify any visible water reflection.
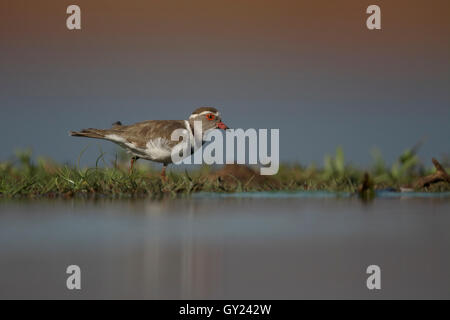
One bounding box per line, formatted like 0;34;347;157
0;196;450;299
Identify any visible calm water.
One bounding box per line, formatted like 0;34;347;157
1;192;450;299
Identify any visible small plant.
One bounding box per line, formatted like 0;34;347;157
370;147;421;186
323;146;346;179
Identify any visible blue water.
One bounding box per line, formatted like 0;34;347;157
194;190;450;199
1;194;450;299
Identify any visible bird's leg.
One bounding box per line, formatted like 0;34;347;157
129;156;139;174
161;164;167;181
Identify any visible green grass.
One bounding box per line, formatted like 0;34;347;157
0;148;449;199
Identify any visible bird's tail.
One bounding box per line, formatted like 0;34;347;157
69;128;109;140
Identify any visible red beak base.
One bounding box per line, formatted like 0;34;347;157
217;122;228;130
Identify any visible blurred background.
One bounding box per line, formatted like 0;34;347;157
1;1;450;299
1;0;449;166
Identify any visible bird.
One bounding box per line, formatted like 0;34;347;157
70;106;229;178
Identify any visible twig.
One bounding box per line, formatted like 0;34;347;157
414;158;450;188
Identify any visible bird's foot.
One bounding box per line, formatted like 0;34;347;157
160;165;167;182
129;156;139;174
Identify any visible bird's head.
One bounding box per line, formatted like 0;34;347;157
188;106;229;134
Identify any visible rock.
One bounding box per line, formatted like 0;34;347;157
208;164;279;189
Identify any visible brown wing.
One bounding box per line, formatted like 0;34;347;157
111;120;188;148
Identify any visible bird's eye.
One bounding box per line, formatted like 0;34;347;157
206;113;215;120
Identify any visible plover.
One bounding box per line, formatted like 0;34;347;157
70;106;228;178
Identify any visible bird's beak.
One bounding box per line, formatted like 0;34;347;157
217;121;229;130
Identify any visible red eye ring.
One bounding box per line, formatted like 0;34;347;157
206;113;215;120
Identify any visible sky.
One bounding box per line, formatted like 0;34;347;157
0;0;449;168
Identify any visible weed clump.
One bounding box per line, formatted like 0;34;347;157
0;148;449;199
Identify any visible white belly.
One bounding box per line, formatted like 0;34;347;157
105;134;173;163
